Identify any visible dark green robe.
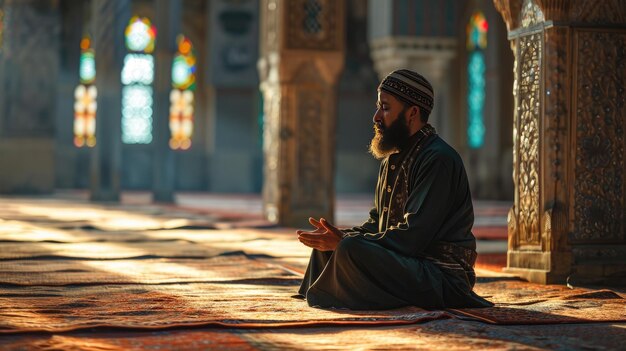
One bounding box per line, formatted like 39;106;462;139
298;125;493;310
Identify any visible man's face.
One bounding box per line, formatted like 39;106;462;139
369;91;411;159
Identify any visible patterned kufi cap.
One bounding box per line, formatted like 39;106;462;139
378;69;434;115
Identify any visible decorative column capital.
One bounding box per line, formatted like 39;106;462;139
492;0;524;31
369;36;457;85
534;0;571;22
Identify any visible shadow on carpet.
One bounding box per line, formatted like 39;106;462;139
1;199;624;336
450;279;626;324
0;250;451;334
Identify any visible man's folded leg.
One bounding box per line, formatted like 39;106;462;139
304;236;445;310
297;249;333;298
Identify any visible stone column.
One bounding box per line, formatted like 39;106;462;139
494;0;626;285
206;0;260;193
152;0;181;203
0;0;60;194
258;0;345;227
89;0;130;201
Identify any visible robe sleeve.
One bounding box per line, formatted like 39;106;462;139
342;206;380;236
355;153;456;257
341;161;384;236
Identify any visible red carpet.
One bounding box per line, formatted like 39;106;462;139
0;254;452;334
1;198;624;340
0;281;453;333
451;280;626;324
2;319;625;351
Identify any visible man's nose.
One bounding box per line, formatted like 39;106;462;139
373;109;381;124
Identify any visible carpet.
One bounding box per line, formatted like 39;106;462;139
0;211;451;334
0;238;309;262
2;198;624;338
0;256;299;286
2;320;625;351
0;241;228;260
241;320;626;351
0;219;293;246
0;219;307;260
451;279;626;324
0;331;259;351
0;282;452;333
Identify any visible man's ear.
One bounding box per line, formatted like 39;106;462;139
410;106;421;122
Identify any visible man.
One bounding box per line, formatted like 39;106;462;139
296;69;492;310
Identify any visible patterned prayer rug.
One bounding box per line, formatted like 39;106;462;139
0;206;452;334
2;197;624;338
0;331;259;351
2;320;625;351
0;281;452;333
451;279;626;324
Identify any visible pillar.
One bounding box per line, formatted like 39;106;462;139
258;0;345;227
207;0;261;193
494;0;626;285
152;0;181;203
89;0;130;202
0;0;59;194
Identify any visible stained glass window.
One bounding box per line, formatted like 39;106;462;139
121;16;156;144
466;12;488;149
74;35;97;148
169;35;196;150
125;16;156;53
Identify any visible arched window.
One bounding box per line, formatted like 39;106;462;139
121;16;156;144
169;35;196;150
74;35;97;147
466;11;487;149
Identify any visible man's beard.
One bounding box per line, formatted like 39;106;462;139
369;109;411;160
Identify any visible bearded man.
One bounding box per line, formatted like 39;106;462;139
296;69;492;310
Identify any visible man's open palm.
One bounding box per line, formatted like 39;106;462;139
297;217;343;251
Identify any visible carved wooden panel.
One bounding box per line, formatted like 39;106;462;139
541;27;570;249
572;0;626;25
295;89;325;208
534;0;571;22
285;0;340;50
573;246;626;264
516;33;542;246
572;30;626;242
543;28;568;183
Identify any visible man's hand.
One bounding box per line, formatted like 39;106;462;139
297;217;343;251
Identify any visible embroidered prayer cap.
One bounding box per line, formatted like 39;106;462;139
378;69;434;116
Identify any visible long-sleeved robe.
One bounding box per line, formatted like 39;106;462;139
298;125;493;310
